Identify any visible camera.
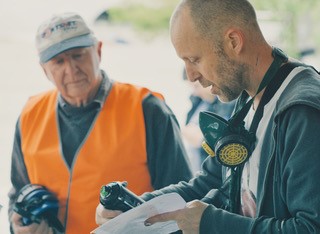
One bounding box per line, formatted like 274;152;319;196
13;184;64;232
100;181;145;212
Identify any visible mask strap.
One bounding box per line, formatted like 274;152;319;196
229;47;288;127
228;47;288;213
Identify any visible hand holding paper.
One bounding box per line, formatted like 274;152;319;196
91;193;186;234
145;199;208;234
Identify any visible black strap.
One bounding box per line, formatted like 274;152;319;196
230;62;303;214
227;48;288;213
230;47;288;127
229;164;244;213
249;62;302;134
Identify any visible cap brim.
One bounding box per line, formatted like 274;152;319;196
39;34;96;63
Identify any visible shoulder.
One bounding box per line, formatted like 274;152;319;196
276;67;320;116
142;93;174;117
112;82;163;99
21;89;57;114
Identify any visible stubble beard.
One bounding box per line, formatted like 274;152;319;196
215;49;248;103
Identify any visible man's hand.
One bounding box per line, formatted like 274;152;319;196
95;203;123;225
144;200;208;234
11;212;54;234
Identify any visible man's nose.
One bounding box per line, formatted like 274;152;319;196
185;65;201;82
64;58;78;75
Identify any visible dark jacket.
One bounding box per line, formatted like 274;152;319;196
142;66;320;233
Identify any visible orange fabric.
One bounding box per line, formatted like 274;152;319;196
20;82;160;234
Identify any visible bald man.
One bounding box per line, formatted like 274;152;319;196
96;1;320;233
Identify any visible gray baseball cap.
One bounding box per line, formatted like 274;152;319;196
36;12;96;63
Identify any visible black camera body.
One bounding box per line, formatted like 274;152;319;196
13;184;64;232
100;181;145;212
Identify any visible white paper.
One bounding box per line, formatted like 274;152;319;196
91;193;186;234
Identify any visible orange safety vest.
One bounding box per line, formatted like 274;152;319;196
20;82;161;234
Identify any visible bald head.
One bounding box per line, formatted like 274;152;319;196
169;0;273;101
171;0;263;45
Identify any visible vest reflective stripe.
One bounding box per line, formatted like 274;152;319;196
20;82;159;234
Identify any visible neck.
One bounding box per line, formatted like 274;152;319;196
246;45;274;98
250;46;288;110
65;77;102;107
69;98;93;107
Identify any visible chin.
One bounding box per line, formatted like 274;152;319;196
217;95;235;103
216;95;227;103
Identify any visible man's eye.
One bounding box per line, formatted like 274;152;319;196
189;58;199;64
73;53;83;59
56;59;64;64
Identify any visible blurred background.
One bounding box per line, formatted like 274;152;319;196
0;0;319;232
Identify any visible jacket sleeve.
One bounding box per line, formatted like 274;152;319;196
141;143;224;203
8;119;30;221
142;93;193;190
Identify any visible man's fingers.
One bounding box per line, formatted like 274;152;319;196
186;199;202;208
95;204;123;225
144;210;181;226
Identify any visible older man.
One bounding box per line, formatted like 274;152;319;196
8;12;192;234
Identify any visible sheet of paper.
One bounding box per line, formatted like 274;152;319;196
91;193;186;234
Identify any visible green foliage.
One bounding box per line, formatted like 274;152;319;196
107;0;180;35
104;0;320;55
250;0;320;56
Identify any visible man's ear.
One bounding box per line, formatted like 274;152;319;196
40;63;48;76
40;64;53;83
224;28;244;55
96;41;103;61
